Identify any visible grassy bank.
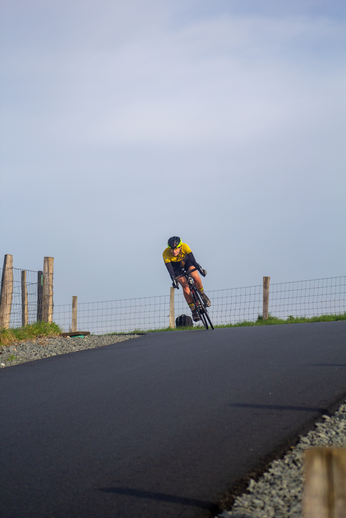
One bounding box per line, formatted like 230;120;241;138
0;322;62;346
220;312;346;328
112;312;346;334
1;314;345;345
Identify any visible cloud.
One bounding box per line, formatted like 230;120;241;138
1;1;345;303
2;9;345;154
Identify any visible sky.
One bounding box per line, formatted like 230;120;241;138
0;0;345;306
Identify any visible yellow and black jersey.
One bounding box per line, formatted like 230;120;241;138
162;242;193;264
163;243;199;279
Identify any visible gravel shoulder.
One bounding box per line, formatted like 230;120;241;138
216;400;346;518
0;334;141;367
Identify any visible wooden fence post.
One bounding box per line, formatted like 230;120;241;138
21;270;28;327
37;271;43;322
169;287;175;329
72;296;77;332
263;276;270;320
303;447;346;518
42;257;54;323
0;254;13;329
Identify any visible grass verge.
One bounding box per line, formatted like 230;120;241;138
219;312;346;328
0;322;62;347
2;314;345;344
107;312;346;334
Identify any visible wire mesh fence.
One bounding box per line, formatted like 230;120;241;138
1;264;345;334
10;268;42;327
53;295;173;334
268;277;346;320
52;276;346;335
0;266;52;328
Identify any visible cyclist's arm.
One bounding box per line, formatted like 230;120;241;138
165;262;180;288
186;251;199;269
165;261;176;280
186;252;207;276
164;252;198;276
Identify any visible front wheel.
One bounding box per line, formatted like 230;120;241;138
198;305;209;329
201;306;214;330
193;291;214;330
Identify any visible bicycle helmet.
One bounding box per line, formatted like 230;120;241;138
168;236;182;249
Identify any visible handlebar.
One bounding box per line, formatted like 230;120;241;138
172;266;207;289
185;266;207;277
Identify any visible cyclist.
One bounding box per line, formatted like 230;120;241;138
163;236;211;322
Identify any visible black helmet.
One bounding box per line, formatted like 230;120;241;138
168;236;182;249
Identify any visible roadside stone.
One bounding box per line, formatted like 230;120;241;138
217;399;346;518
0;334;140;367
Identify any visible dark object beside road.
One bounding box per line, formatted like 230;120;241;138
176;315;193;327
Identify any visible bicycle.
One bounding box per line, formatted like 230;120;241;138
176;267;214;330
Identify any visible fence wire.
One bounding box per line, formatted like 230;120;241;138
52;276;346;335
1;268;345;333
268;277;345;319
53;295;171;334
0;268;42;327
0;267;53;328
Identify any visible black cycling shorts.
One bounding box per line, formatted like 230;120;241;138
171;255;195;278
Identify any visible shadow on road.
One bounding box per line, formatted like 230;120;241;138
310;364;346;367
228;403;328;412
98;487;214;509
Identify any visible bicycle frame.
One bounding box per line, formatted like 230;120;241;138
181;267;214;330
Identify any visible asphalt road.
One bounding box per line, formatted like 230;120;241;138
1;321;346;518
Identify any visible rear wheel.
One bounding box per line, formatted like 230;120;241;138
193;290;213;330
201;307;214;330
198;305;209;329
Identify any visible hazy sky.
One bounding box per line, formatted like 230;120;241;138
1;0;345;306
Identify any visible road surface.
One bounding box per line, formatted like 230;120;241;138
1;321;346;517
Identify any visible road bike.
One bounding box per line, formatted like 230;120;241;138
178;267;214;330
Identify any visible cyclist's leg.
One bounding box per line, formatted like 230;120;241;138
176;275;193;305
172;262;192;304
173;261;200;321
176;275;200;322
186;264;203;289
